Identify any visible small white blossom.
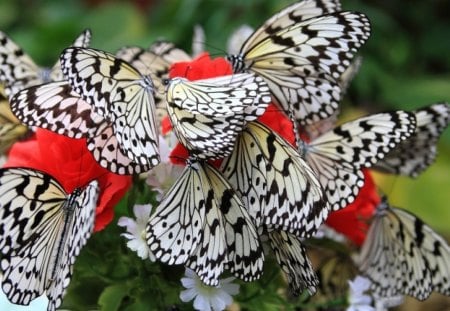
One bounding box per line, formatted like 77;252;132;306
146;134;184;200
347;276;375;311
192;24;206;57
118;204;155;261
180;268;239;311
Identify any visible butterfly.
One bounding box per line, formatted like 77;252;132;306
146;159;264;286
221;121;329;237
374;102;450;177
0;99;28;154
0;29;91;98
355;197;450;300
10;81;152;174
227;0;371;125
165;73;271;159
60;47;160;168
0;167;99;311
302;111;417;211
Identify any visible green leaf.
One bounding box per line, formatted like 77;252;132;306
98;283;129;311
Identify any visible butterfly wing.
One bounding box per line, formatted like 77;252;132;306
166;74;271;159
49;29;92;82
305;111;416;210
0;168;65;307
46;180;98;311
200;162;263;284
60;47;160;167
356;200;450;300
268;229;318;295
0;31;41;97
0;100;28;153
10;81;102;139
221;121;329;237
231;12;371;124
374;102;450;177
146;164;206;266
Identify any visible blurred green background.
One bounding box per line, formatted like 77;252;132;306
0;0;448;309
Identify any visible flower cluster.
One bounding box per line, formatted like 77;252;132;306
0;2;449;311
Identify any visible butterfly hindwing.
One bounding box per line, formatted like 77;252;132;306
374;102;450;177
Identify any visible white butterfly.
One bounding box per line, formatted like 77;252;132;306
227;0;371;125
10;81;152;174
165;73;271;159
0;29;91;98
146;160;264;286
60;47;160;168
302;111;417;210
355;197;450;300
0;167;99;311
374;102;450;177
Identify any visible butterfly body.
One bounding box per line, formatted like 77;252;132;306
0;168;99;311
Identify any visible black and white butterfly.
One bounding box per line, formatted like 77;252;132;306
227;0;371;125
355;197;450;301
222;121;329;236
221;121;329;294
302;111;417;211
374;102;450;177
165;73;271;159
146;159;264;286
60;47;160;168
0;167;99;311
10;81;152;174
0;29;91;98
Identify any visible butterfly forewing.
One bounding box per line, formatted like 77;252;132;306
221;121;329;237
0;168;98;310
0;29;91;98
356;199;450;300
166;74;271;159
229;10;371;125
60;47;160;167
374;102;450;177
304;111;417;210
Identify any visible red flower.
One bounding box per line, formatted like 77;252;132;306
3;129;132;231
325;169;380;246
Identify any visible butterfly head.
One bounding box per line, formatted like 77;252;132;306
140;75;155;94
226;54;246;73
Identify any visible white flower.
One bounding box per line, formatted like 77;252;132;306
180;268;239;311
146;134;184;200
347;276;375;311
227;24;254;55
117;204;155;261
192;24;205;57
